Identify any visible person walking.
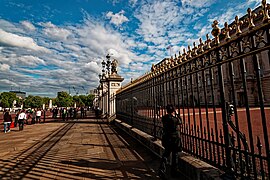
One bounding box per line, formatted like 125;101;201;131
73;108;78;120
80;107;84;118
3;110;12;133
36;109;42;123
18;110;27;131
14;111;19;127
159;104;182;178
62;108;67;121
31;109;36;124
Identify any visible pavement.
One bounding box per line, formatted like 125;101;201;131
0;113;163;179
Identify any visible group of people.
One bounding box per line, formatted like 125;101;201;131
3;104;181;178
51;107;87;121
3;108;43;133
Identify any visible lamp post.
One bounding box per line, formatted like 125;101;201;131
106;54;111;120
98;74;102;110
98;54;112;120
97;53;123;122
101;58;107;114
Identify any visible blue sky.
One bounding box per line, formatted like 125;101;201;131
0;0;265;97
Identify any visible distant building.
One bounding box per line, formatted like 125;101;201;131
9;91;26;99
89;89;97;95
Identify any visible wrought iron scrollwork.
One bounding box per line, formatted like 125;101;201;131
226;102;251;177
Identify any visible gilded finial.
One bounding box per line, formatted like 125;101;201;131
157;65;161;74
174;54;178;65
247;8;257;29
160;64;164;73
182;48;187;61
199;38;204;53
151;64;155;72
164;59;169;70
178;51;182;64
260;0;270;22
193;42;198;56
205;34;211;49
187;45;192;58
234;16;243;35
170;56;174;68
211;20;221;45
223;22;232;40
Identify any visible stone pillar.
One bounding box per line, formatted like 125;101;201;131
106;74;124;122
49;99;52;109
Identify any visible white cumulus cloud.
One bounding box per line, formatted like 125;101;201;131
0;29;50;52
40;22;72;41
0;63;10;71
20;21;36;31
84;61;101;74
106;10;129;26
17;55;46;66
181;0;215;8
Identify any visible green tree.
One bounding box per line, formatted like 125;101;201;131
42;97;50;106
84;94;95;107
78;95;87;105
24;95;43;108
73;95;84;107
0;92;18;108
15;98;24;107
55;91;73;107
72;94;94;107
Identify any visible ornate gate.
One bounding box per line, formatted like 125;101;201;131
116;1;270;179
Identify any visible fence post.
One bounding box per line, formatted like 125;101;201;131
153;77;157;140
217;48;235;179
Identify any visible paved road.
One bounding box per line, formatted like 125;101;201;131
0;118;161;179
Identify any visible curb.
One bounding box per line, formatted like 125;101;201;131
114;119;224;180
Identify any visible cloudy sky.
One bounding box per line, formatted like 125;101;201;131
0;0;265;97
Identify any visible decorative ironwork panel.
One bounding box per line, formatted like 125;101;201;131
116;2;270;179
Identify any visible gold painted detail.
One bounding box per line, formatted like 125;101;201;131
247;8;257;29
211;20;221;45
205;34;212;49
117;0;270;94
223;22;232;40
233;16;243;35
260;0;270;22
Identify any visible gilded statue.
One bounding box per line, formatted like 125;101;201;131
111;59;118;74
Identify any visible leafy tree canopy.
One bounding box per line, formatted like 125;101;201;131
0;92;18;108
24;95;43;108
54;91;74;107
84;94;95;107
0;91;95;109
73;95;84;107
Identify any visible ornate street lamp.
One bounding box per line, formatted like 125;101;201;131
106;54;111;75
101;59;106;77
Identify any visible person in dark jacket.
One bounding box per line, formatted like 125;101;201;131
3;111;12;133
14;111;19;127
159;104;182;178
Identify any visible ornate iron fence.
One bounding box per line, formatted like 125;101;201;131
116;1;270;179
